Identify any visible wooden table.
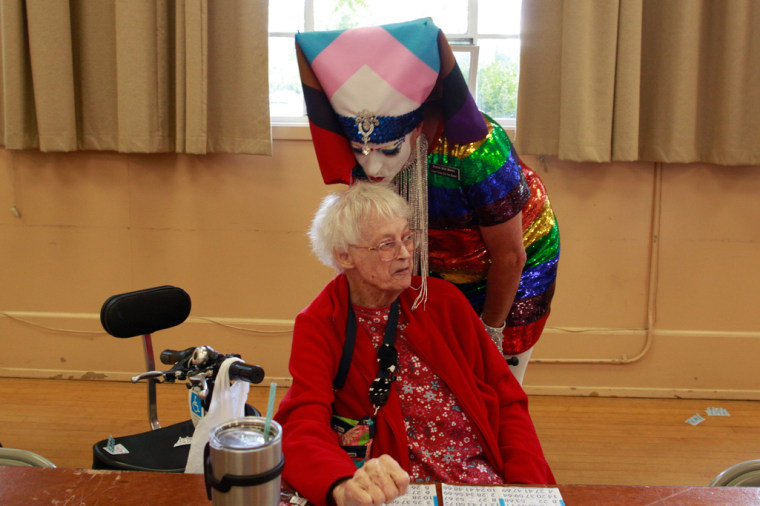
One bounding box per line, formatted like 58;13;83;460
2;467;760;505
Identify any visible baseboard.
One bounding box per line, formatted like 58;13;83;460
523;384;760;400
0;366;294;387
2;312;760;399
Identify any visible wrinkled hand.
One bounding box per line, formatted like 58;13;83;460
332;455;410;506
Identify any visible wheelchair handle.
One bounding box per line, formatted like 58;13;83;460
160;348;193;365
228;362;265;385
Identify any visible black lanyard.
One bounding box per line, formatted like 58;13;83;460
334;299;400;410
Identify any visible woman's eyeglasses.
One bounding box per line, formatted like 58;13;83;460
351;230;419;261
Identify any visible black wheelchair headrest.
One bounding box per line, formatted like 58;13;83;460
100;285;191;338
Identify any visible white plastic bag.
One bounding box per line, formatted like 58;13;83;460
184;357;250;473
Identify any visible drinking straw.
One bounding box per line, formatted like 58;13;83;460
264;382;277;442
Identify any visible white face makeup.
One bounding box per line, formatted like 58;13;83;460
351;131;415;180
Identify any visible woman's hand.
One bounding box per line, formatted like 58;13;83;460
332;455;410;506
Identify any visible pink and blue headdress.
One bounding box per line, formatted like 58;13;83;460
296;18;487;185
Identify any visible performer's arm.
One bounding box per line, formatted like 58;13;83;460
479;212;525;332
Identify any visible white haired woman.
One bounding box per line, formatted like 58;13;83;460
275;182;554;506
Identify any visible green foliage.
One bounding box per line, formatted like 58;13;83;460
332;0;369;29
334;0;368;10
477;56;519;119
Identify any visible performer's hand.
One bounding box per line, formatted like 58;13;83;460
481;316;506;353
332;455;410;506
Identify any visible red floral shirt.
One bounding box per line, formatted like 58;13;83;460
353;304;504;484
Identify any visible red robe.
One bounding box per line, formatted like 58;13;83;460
274;275;555;506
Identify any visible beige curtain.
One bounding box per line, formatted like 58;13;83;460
0;0;271;155
516;0;760;165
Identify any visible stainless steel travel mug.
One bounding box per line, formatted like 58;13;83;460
204;416;284;506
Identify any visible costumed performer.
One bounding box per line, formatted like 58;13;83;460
294;17;560;384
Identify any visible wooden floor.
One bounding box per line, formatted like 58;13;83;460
2;377;759;486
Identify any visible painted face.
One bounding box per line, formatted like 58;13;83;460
342;215;414;306
350;124;423;180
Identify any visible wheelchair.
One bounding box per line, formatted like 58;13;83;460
91;285;264;472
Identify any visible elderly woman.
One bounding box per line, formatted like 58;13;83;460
275;182;554;506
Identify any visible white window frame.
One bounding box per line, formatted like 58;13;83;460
270;0;520;139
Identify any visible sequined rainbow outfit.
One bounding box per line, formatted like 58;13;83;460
428;115;560;354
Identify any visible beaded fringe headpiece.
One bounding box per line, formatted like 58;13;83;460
394;134;428;310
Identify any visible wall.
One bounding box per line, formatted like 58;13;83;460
525;158;760;399
1;136;759;399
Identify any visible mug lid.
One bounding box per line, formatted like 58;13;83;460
214;426;266;450
209;416;280;450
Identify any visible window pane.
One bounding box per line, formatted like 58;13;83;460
476;38;520;120
269;1;526;124
269;37;305;117
269;0;305;32
454;51;471;85
428;3;469;35
313;0;468;34
478;0;521;35
452;48;476;95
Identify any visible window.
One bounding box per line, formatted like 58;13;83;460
268;0;522;128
